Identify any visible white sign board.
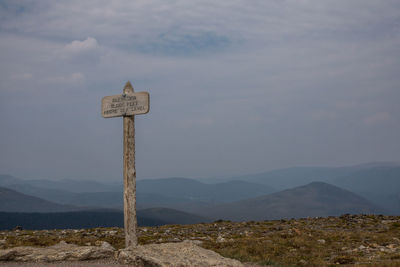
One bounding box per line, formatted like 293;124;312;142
102;92;149;118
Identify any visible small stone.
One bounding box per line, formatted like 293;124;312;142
317;239;326;244
387;244;396;249
106;230;117;236
298;259;307;266
100;241;115;251
217;235;226;243
371;243;379;248
293;228;301;235
359;245;366;250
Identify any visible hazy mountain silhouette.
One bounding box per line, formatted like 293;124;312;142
331;166;400;213
208;162;400;214
214;162;400;190
0;175;275;209
197;182;386;221
137;177;275;203
0;174;121;193
0;184;211;229
222;167;349;189
1;162;399;218
0;186;80;212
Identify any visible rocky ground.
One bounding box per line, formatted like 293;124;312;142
1;214;400;266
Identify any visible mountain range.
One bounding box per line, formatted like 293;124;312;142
193;182;386;221
218;162;400;214
0;186;80;212
0;175;275;210
0;162;399;229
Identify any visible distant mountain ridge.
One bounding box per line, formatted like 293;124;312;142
206;162;400;189
0;186;80;212
195;182;386;221
204;162;400;214
0;175;276;209
137;177;275;203
0;174;121;194
1;161;399;224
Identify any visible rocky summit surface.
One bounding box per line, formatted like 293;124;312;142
0;214;400;266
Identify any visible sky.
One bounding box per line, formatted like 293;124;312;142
0;0;400;182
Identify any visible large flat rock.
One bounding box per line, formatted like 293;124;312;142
116;240;243;267
0;241;115;262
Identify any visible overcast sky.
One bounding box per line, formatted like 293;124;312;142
1;0;400;182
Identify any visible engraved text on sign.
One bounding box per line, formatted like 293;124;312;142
102;92;149;118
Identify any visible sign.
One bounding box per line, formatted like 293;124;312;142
102;92;149;118
101;81;149;248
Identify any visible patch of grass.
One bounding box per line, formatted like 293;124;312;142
391;222;400;229
391;254;400;260
332;255;356;265
367;262;400;267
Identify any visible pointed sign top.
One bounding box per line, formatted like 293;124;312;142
123;81;134;94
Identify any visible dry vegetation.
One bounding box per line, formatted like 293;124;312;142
1;214;400;266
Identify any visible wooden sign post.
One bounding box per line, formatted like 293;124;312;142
101;81;149;247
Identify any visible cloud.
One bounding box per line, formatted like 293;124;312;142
363;112;391;125
63;37;99;54
61;37;102;63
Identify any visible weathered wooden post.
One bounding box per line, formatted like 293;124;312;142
101;81;149;247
